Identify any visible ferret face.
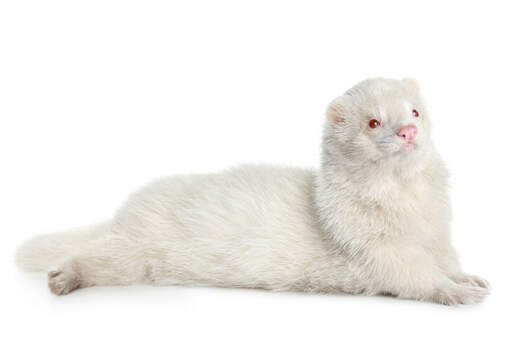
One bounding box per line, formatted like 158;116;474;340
325;78;432;168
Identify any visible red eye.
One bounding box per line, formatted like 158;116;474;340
368;119;381;128
412;109;419;117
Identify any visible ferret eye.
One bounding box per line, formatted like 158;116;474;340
368;119;381;129
412;109;419;117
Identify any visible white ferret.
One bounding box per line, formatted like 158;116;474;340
16;78;490;305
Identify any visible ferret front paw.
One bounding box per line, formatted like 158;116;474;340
432;282;489;306
449;273;490;290
48;266;80;295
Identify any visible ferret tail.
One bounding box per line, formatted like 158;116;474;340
15;221;110;272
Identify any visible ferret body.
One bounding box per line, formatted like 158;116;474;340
16;78;489;304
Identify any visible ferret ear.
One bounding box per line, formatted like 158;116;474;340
326;100;345;125
402;78;420;93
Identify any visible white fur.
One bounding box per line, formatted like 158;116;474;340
16;78;489;305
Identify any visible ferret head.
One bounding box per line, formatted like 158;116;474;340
323;78;433;175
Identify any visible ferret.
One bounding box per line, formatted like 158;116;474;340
16;78;490;305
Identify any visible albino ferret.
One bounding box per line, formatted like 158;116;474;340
16;78;489;305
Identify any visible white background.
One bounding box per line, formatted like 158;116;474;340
1;0;510;340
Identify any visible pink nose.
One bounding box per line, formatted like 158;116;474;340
397;124;417;141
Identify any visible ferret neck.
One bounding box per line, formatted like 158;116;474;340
318;147;436;201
